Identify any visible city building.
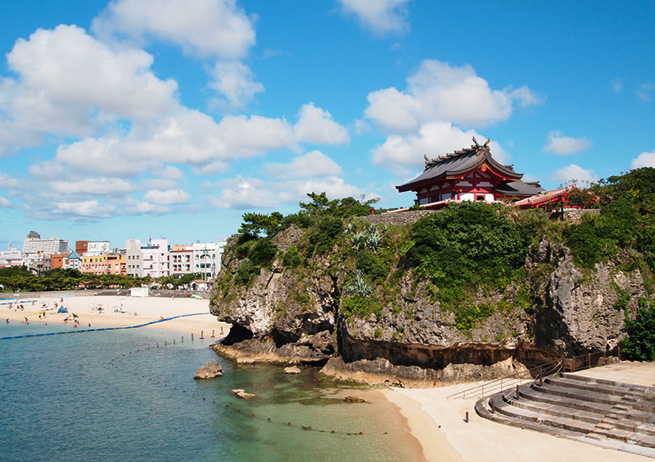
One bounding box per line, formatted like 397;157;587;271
170;247;193;276
126;238;169;278
191;241;226;280
23;231;69;256
169;241;226;279
63;250;82;271
0;246;22;268
81;253;126;275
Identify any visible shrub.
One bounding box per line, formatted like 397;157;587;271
622;300;655;361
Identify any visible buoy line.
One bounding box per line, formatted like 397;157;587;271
107;337;385;438
0;313;207;340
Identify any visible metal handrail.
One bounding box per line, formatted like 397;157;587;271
447;348;620;400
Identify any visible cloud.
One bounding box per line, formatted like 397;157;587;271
156;165;185;180
611;79;622;92
636;83;654;102
631;149;655;169
0;172;21;190
265;150;342;179
49;178;136;196
0;25;179;152
371;121;509;174
93;0;263;110
552;164;598;187
365;60;541;131
92;0;256;60
294;103;350;144
209;61;264;109
0;196;11;207
143;189;191;205
543;131;593;155
338;0;411;34
208;175;362;209
33;109;296;179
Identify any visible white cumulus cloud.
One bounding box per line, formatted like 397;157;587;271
552;164;598;187
265;150;342;180
209;61;264;109
365;60;541;131
372;121;509;174
631;149;655;169
0;24;179;152
92;0;256;60
294;103;350;145
338;0;411;34
144;189;191;205
543;131;592;155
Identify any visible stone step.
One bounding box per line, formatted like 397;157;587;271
520;385;614;415
513;388;655;437
546;375;651;400
494;397;596;434
531;381;626;407
561;372;654;394
508;395;605;426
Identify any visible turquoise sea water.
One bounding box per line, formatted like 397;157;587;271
0;323;423;461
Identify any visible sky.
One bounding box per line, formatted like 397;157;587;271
1;0;654;250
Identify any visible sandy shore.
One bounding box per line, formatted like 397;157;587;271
384;363;654;462
1;294;229;336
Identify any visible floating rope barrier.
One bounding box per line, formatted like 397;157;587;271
0;313;207;340
106;337;384;438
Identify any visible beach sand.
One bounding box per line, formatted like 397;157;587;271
2;294;229;336
384;365;654;462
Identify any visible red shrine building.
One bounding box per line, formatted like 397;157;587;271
396;138;548;208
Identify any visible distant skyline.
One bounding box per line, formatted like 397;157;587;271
1;1;654;249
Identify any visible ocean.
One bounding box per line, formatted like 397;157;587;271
0;323;423;461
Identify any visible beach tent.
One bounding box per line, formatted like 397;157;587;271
57;307;68;313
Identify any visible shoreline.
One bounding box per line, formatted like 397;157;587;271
1;294;230;336
384;367;653;462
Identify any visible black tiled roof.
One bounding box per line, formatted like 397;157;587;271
396;141;523;192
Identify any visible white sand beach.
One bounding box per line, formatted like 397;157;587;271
2;294;229;336
384;362;655;462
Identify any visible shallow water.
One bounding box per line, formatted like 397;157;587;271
0;324;423;461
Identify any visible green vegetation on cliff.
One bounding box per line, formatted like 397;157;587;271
213;168;655;354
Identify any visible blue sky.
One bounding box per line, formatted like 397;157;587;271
1;0;654;250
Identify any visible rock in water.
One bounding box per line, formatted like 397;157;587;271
284;365;301;374
231;389;256;399
194;360;223;379
343;396;366;403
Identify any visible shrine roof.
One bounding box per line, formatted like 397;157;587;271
494;180;544;196
396;138;524;192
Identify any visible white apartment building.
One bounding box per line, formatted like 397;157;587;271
170;240;227;279
0;248;22;268
23;231;69;256
125;238;170;278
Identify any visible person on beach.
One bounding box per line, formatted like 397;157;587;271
24;317;28;324
5;319;8;324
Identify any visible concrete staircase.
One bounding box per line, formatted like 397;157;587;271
475;372;655;458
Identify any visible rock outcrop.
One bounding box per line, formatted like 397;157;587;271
193;360;223;379
210;215;647;386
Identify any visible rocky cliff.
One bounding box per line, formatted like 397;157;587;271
210;207;648;386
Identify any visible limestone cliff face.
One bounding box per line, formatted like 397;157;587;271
210;218;645;385
528;238;644;355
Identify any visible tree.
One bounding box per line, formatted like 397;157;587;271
239;211;284;239
623;300;655;361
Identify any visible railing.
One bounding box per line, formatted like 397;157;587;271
447;348;621;400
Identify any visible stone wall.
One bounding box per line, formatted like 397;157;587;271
357;209;435;226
